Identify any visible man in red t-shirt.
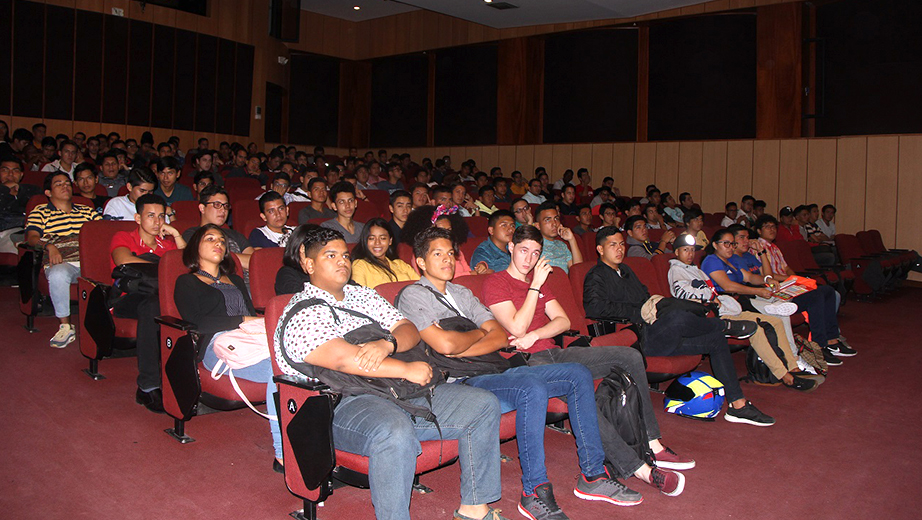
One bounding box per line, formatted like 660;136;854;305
109;193;186;413
482;224;694;494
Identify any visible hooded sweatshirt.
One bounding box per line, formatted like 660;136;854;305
667;259;740;317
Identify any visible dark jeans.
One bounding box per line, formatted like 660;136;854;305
528;345;661;478
643;311;745;403
792;284;840;348
464;363;606;492
112;292;161;391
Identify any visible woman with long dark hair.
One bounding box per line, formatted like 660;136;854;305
350;217;419;288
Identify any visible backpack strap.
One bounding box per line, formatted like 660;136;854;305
395;282;463;317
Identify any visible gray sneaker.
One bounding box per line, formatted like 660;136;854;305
519;483;569;520
49;324;75;348
574;471;643;506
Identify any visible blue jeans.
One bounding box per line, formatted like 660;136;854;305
464;363;606;493
332;383;501;520
793;284;840;347
46;262;80;318
203;332;281;460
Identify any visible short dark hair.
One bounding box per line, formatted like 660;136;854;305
306;177;327;191
300;225;345;259
135;193;166;214
488;209;514;227
328;181;356;202
193;171;215;186
127;166;156;187
59;139;78;150
478;185;495;198
806;203;818;211
727;224;749;237
529;178;541;187
682;208;703;224
725;201;737;211
624;215;646;232
431;184;452;200
535;201;558;221
389;189;411;205
754;199;766;209
741;195;755;204
193;150;214;164
595;225;623;246
679;192;691;204
599;202;617;216
258;190;285;213
282;224;320;271
43;171;70;191
155;156;180;173
822;204;836;213
753;214;778;230
511;224;543;248
627;200;641;211
793;205;809;216
12;128;33;142
183;224;236;277
32;123;46;131
73;162;95;179
198;184;228;204
413;226;455;259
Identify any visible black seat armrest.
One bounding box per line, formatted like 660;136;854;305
155;315;199;332
273;374;331;392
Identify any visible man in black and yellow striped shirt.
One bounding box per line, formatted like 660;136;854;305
25;171;100;348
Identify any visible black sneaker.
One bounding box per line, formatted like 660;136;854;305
724;401;775;427
827;341;857;357
519;483;569;520
782;374;817;392
574;471;643;506
721;319;758;339
822;347;843;366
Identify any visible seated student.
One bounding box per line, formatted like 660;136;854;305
661;192;684;224
297;177;336;223
110;194;186;412
562;204;591;238
448;182;477;217
351;217;419;289
321;181;365;243
522;179;547;205
72;163;109;213
470;210;515;272
794;204;836;266
737;195;756;227
557;184;579;216
26;171;102;347
387;189;412;243
492;177;512;204
192;171;215;201
775;206;803;242
274;226;505;520
42;139;79;179
679;192;695;212
474;185;500;216
430;184;452;208
97;152;127;197
673;233;820;391
682;208;709;247
483;225;692;496
0;156;42;233
643;205;671;230
409;182;431;209
625;215;676;259
103;166;157;221
375;162;406;193
175;224;281;470
746;215;855;363
227;152;266;187
248;191;294;248
511;197;534;227
596;202;620;231
583;226;775;426
625;200;642;218
721;202;741;227
181;184;254;269
753;199;767;219
534;201;583;273
264;172;308;204
153;156;193;206
401;204;491;276
275;225;320;295
816;204;836;240
401;227;646;516
589;186;613;210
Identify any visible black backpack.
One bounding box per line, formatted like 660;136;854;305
744;318;788;385
595;366;655;471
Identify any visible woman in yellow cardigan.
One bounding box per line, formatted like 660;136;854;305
351;217;420;289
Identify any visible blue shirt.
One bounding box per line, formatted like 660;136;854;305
155;183;194;205
542;238;573;273
733;252;762;274
701;254;744;292
470;238;511;272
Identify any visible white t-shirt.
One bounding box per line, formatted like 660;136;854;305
103;195;136;221
42;160;76;179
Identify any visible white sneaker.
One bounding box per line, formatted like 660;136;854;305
50;324;76;348
797;357;817;374
764;302;798;316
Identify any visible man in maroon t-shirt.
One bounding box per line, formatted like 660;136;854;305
482;224;695;491
109;193;186;414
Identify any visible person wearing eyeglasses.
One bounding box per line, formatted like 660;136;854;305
248;191;294;248
511;198;534;227
181;184;255;269
533;201;582;273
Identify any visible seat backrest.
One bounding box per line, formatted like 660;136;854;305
363;190;391;213
373;279;416;306
578;231;597;261
231;199;261;232
834;234;865;263
693;249;705;267
249;247;286;310
396;242;419;273
650;252;676;295
354;200;383;224
867;229;888;252
856;230;882;255
561;215;579;229
287;202;310;226
79;220;139;284
623;256;665;296
453;273;489;301
567;260;596;321
648;228;665;243
703;212;725;227
171;200;201;222
776;240;806;271
459;240;479;265
265;294;295;376
544;267;589;334
466;216;489;237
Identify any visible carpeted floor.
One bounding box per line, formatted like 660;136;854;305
1;286;920;520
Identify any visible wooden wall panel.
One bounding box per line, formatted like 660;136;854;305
751;139;781;213
612;143;635;195
551;144;573;181
864;136;899;247
533;145;553;174
590;143;614;182
498;146;517;175
514;145;534;176
778;139;808;209
571;144;592;177
677;142;703;202
726;140;754;203
654;142;680;195
834;137;867;234
806;139;837;206
896;136;922;280
633;143;657;197
701;141;728;210
465;147;484;168
481;147;499;174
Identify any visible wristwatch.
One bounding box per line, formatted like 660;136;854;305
382;332;398;355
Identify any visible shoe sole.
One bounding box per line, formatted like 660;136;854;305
50;334;75;349
659;471;685;497
824;359;843;366
654;460;696;471
726;330;757;340
573;488;643;506
517;503;557;520
723;413;775;427
828;349;857;357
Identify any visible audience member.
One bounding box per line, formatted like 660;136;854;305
493;177;511;204
522;179;546;205
409;182;430;208
350;217;419;289
683;208;708;247
475;185;500;216
625;215;676;259
721;202;740;227
470;210;515;272
181;185;254;269
510;170;527;196
534;202;583;273
557;184;579;215
661;192;684;223
572;204;593;236
41;139;78;179
297;177;336;223
248;191;294;248
97;152;127;197
552;169;574;191
321;181;364;243
153;156;193;206
511;198;534;227
0;157;42;233
103;167;157;221
401;204;489;276
816;204;836;239
376;163;405;192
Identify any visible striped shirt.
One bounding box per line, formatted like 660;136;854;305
26;201;101;238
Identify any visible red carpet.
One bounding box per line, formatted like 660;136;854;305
1;286;920;519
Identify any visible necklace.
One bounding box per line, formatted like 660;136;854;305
196;269;221;283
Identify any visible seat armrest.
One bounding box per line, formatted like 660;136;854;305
273;374;331;392
155;315;199;332
561;329;581;337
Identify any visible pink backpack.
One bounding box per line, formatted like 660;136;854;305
210;318;274;419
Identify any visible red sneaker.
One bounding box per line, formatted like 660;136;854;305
645;468;685;497
652;446;695;471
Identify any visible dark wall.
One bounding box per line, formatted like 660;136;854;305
2;0;254;136
288;53;340;146
648;14;757;141
543;28;638;143
370;53;428;147
434;44;498;146
264;82;284;144
816;0;922;136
